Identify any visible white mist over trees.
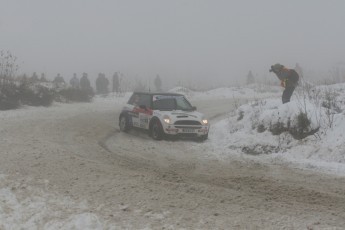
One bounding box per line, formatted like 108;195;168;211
2;1;345;89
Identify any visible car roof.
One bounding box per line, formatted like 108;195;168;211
133;91;184;96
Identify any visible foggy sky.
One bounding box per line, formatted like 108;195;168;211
1;0;345;87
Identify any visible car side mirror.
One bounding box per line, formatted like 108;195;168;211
192;106;197;110
139;105;147;110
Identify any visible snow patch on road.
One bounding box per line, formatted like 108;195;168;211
0;175;104;230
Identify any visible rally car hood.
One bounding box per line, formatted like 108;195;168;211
157;110;205;120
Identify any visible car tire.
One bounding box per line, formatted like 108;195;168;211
119;115;130;132
151;120;164;140
199;134;208;141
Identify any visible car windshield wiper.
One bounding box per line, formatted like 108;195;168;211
157;108;174;111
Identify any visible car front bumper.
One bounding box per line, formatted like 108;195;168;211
163;125;209;136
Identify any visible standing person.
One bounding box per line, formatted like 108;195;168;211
53;73;66;88
80;72;91;90
270;63;299;104
70;73;80;89
112;72;120;94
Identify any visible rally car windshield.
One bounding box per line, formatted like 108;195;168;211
153;95;194;111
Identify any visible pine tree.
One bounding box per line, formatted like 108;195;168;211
30;72;39;83
246;71;255;85
40;73;47;82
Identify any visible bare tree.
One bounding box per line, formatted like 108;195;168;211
154;74;162;91
112;72;120;94
0;50;19;85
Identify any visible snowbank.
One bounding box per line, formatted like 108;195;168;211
210;83;345;174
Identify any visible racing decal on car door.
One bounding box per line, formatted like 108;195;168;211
139;113;150;129
132;107;152;129
132;107;153;116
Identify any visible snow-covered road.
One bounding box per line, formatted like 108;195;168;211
1;95;345;229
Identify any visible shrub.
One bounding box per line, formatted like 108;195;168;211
19;84;55;107
0;82;21;110
266;112;319;140
242;144;280;155
296;112;310;130
289;112;319;140
237;110;244;121
1;83;95;110
256;124;266;133
269;121;287;135
57;88;94;102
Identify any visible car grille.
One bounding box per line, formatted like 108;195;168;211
174;120;202;129
174;120;201;125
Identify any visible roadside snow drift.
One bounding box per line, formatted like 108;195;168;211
210;83;345;174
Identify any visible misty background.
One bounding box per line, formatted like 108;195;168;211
1;0;345;90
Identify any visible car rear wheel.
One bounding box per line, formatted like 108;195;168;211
151;120;164;140
119;115;130;132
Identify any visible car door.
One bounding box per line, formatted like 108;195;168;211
127;93;141;128
131;94;152;130
138;94;153;129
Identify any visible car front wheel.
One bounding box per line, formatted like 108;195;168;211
151;120;164;140
199;134;208;141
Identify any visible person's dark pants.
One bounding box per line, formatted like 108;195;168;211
282;86;295;104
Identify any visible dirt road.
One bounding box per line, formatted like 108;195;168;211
1;98;345;229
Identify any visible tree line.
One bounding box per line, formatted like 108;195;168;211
1;50;164;110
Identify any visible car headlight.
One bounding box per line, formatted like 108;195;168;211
202;119;208;125
163;115;171;124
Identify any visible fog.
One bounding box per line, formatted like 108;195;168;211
2;0;345;89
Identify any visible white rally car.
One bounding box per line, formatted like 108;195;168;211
119;92;209;141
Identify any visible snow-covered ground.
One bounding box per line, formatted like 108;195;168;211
1;83;345;228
